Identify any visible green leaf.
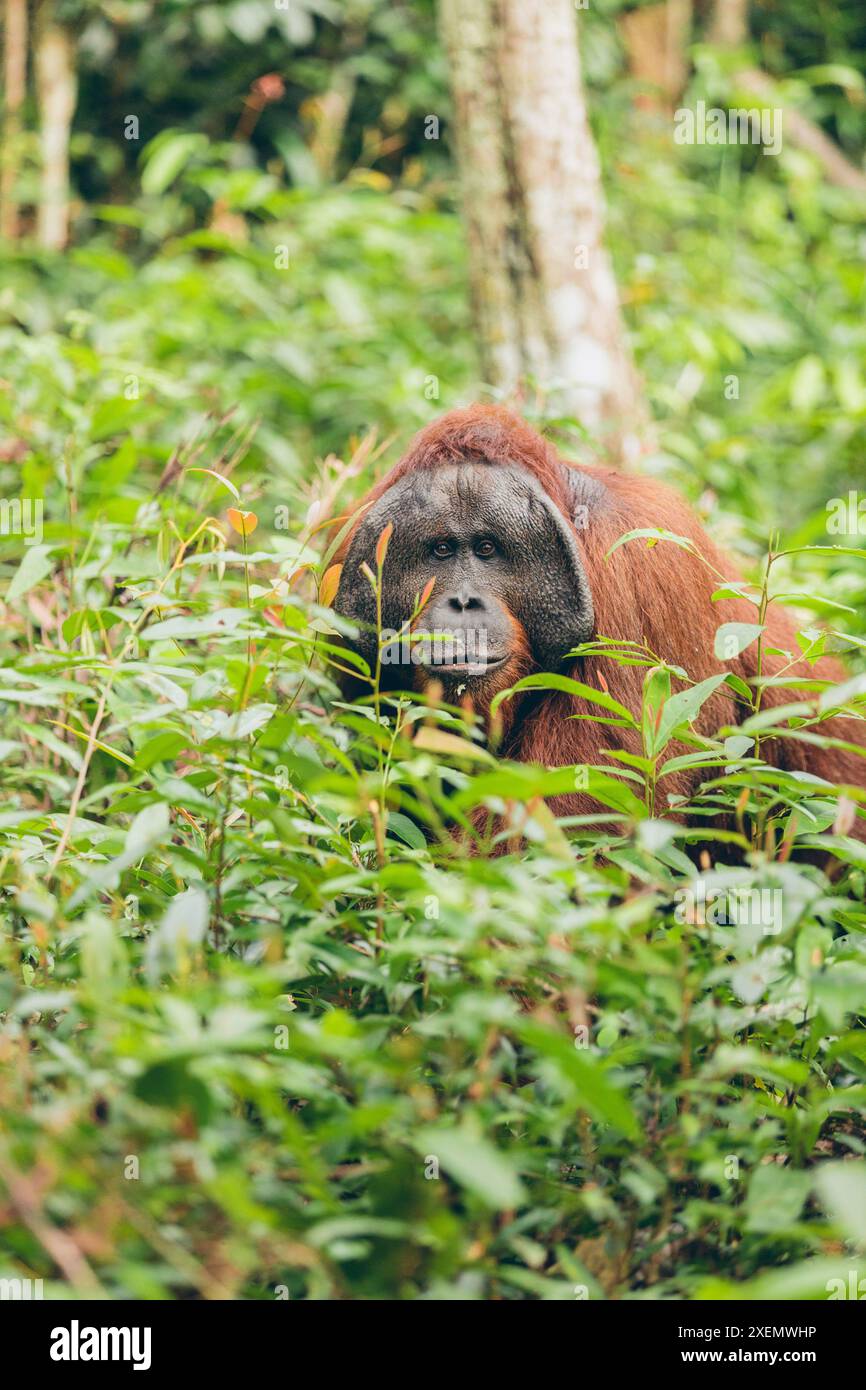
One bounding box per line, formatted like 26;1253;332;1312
140;132;208;195
714;622;764;661
6;545;54;601
47;719;135;766
745;1165;811;1234
133;1061;213;1123
789;354;826;413
411;1124;526;1210
412;726;494;763
141;609;251;641
820;673;866;711
146;886;209;981
724;734;755;759
185;466;240;501
706;1045;810;1088
642;665;672;757
653;674;728;755
457;764;646;819
134;730;189;770
814;1163;866;1246
492;673;636;726
520;1022;642;1139
385;812;427;850
604;528;699;560
126;801;171;859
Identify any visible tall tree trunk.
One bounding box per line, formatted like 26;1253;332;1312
708;0;749;48
309;69;357;181
439;0;645;464
1;0;28;240
308;21;365;181
619;1;692;112
35;1;77;251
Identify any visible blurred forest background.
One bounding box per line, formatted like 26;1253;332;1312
1;1;866;1302
2;0;866;525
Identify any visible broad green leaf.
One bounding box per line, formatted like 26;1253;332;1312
140;131;207;194
6;545;54;601
714;622;764;661
412;1125;526;1210
126;801;171;859
814;1163;866;1246
655;674;727;753
492;673;636;726
745;1165;811;1234
141;608;251;641
413;726;494;763
520;1022;642;1139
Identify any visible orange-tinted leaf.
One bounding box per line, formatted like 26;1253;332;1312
417;576;436;612
226;508;259;537
375;522;393;568
319;563;343;608
285;564;312;593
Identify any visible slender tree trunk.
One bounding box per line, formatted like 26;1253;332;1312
439;0;645;463
309;22;366;181
1;0;28;240
35;1;77;251
310;69;357;181
709;0;749;48
619;1;692;112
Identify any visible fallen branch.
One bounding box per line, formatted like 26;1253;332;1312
0;1151;103;1296
735;67;866;195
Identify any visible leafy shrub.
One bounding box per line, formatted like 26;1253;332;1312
1;121;865;1300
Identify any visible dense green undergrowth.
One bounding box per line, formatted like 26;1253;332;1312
1;123;866;1299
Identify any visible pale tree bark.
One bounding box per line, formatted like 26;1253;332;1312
309;73;357;181
1;0;29;240
439;0;646;464
35;1;77;251
619;1;692;112
308;22;366;181
708;0;749;48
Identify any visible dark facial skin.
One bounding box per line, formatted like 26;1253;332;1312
335;464;595;704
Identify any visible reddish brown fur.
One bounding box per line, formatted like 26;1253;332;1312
338;406;866;838
351;405;575;525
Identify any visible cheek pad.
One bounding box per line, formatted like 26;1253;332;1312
506;485;594;672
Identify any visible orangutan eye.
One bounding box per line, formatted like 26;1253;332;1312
474;539;497;558
432;540;454;559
